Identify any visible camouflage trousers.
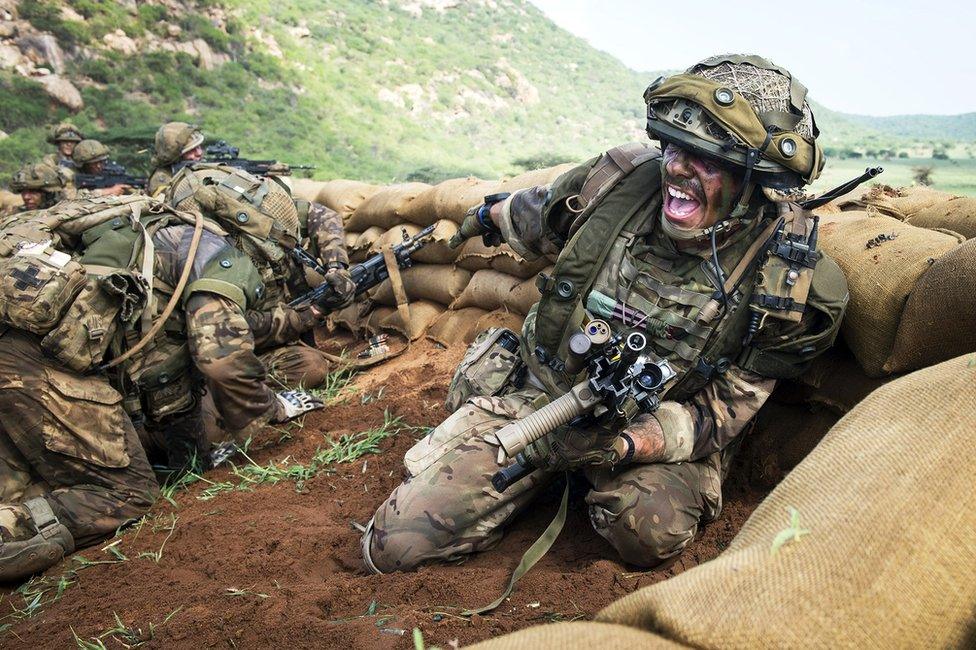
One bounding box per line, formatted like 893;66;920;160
364;388;723;572
201;343;334;445
0;329;159;552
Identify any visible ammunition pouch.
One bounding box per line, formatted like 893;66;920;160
138;344;197;420
445;327;524;413
41;271;147;373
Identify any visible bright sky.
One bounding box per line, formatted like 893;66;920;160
526;0;975;117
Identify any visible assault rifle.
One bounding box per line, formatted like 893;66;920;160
202;140;315;177
288;224;435;311
75;161;147;190
491;322;676;492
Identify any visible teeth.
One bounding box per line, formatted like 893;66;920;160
668;186;694;201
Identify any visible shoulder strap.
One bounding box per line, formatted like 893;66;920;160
575;142;660;211
534;146;662;366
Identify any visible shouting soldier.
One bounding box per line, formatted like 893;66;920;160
362;55;849;574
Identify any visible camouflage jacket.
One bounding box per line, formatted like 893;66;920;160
77;215;280;437
235;200;348;350
496;151;845;463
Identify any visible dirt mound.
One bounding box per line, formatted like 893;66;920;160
1;336;769;649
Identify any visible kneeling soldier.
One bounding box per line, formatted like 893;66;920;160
362;55;849;573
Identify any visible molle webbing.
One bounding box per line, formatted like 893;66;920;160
534;145;662;361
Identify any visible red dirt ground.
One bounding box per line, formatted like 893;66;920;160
0;334;797;650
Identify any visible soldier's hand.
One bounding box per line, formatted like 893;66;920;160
448;203;502;249
313;265;356;313
520;426;624;472
272;390;325;423
96;184;129;197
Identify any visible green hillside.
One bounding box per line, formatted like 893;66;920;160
1;0;973;193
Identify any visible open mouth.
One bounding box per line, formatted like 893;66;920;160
663;184;704;226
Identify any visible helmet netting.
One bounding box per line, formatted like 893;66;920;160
689;59;815;138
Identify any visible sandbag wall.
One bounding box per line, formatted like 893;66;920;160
314;164;574;344
818;185;976;377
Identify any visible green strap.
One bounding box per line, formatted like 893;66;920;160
461;479;570;617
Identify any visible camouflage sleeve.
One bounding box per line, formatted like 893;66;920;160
245;304;318;349
497;157;598;261
653;366;776;463
307;201;349;267
185;293;278;438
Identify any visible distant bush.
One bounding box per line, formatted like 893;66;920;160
0;74;63;132
932;149;950;160
511;153;571;171
19;0;91;46
912;166;935;186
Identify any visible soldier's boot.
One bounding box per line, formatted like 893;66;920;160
359;517;385;575
0;497;75;581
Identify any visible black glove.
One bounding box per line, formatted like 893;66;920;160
447;192;510;249
313;264;356;312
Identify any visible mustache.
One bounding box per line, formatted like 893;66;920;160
664;174;705;204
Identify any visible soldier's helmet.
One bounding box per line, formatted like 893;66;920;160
10;162;66;194
166;164;301;241
644;54;824;189
152;122;205;167
72;139;111;166
46;122;84;145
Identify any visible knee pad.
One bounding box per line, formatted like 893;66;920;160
0;497;75;582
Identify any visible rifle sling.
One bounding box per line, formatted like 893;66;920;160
462;477;569;616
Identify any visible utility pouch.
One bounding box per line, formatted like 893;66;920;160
139;346;196;420
445;327;523;413
41;272;147;373
0;227;87;334
750;205;820;325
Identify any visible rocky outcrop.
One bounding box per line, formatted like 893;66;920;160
35;72;84;110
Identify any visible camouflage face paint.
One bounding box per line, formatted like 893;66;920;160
661;143;743;230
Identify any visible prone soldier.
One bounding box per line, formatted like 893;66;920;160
362;55;850;574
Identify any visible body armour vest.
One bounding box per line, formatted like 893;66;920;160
523;147;847;405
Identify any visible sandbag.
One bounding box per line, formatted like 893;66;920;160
378;300;444;341
289;178;327;202
370;265;472;307
504;276;541;315
426;307;488;346
369;220;461;264
402;177;504;226
455;238;549;278
602;353;976;648
365;305;396;334
491;252;550;279
906;195;976;239
348;226;384;263
886;237;976;372
838;184;953;221
451;269;522;311
498;163;576;192
327;300;371;336
454;237;498;272
0;189;24;212
475;308;525;333
818;211;965;376
343;231;358;249
315;180;382;219
344;182;431;232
